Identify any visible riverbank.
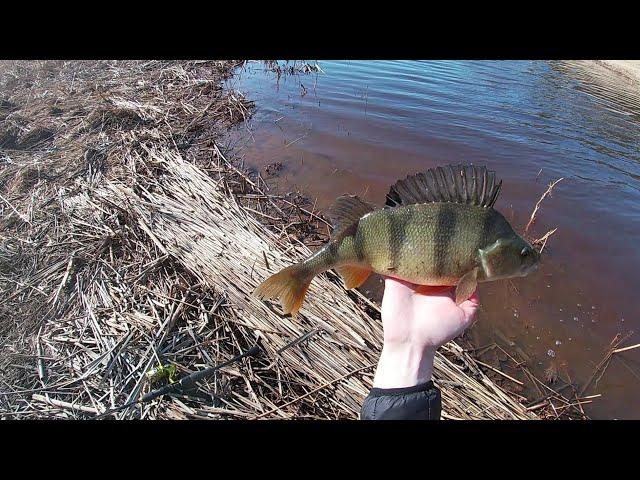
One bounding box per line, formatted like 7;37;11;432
0;61;580;419
596;60;640;84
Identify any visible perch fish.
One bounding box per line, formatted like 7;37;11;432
254;164;540;315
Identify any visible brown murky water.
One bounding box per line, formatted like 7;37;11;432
224;61;640;419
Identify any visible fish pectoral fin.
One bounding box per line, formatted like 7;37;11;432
335;265;371;290
455;267;479;304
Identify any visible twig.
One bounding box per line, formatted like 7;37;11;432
0;191;31;224
525;177;564;234
474;359;524;386
31;394;101;415
533;228;558;253
580;332;634;396
612;343;640;354
254;364;375;419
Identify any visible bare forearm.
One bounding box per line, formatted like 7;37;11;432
359;344;440;420
360;279;477;420
373;344;436;388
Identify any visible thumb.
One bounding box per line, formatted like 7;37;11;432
459;290;480;324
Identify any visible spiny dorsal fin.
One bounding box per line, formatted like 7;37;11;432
385;164;502;209
327;195;376;239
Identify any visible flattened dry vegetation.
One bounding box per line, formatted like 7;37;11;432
0;60;580;419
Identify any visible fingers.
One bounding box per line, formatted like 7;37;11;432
383;276;416;290
382;277;416;303
459;290;480;321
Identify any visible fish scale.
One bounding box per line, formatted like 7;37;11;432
353;203;495;284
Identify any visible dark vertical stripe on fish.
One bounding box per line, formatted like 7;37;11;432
388;208;409;271
328;241;339;256
434;203;458;277
481;210;495;248
353;228;366;262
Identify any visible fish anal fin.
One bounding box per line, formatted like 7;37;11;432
327;195;376;240
335;265;371;290
455;267;479;305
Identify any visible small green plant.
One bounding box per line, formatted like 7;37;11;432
145;364;177;385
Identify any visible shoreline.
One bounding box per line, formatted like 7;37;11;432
0;60;581;419
594;60;640;84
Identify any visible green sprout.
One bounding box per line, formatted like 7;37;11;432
145;364;177;385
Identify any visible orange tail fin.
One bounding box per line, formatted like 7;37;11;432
253;264;313;315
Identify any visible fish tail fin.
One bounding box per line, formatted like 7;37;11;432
253;263;314;316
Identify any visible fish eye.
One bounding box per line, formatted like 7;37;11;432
520;247;530;257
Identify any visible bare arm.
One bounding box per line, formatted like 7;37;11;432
360;277;479;420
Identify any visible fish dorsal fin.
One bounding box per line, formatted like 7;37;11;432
385;164;502;208
327;195;376;239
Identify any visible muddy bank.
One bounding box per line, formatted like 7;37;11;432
0;60;579;419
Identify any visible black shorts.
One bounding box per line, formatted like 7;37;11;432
359;381;441;420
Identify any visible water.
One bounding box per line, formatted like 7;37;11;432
224;60;640;419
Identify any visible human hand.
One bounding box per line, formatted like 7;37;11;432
372;277;480;389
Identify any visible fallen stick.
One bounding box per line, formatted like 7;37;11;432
52;254;76;305
526;402;549;412
254;363;375;419
555;399;594;412
612;343;640;354
32;394;100;415
0;191;31;224
474;359;524;386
